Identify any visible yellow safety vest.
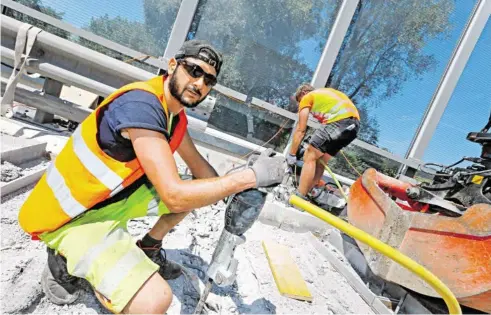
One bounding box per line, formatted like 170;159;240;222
299;88;360;124
19;76;188;237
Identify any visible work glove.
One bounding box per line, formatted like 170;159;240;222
286;153;297;167
249;148;288;188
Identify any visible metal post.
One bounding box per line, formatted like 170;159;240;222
310;0;360;88
404;0;491;162
33;78;62;123
162;0;200;64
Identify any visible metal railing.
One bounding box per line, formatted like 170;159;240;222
0;4;427;173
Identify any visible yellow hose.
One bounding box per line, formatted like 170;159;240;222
290;182;461;314
319;159;349;201
302;160;461;314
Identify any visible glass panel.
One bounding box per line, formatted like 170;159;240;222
329;143;401;180
4;0;182;57
188;0;342;108
201;92;295;152
329;0;477;155
424;18;491;167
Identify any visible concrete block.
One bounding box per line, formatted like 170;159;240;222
307;233;392;314
325;229;344;253
259;199;332;233
1;135;47;164
258;200;286;228
33;78;62;124
0;167;46;196
33;110;54;124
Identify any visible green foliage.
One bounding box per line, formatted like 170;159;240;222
187;0;339;109
5;0;455;158
327;0;454;144
82;14;163;57
328;145;400;179
3;0;70;38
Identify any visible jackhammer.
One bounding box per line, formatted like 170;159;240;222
193;153;280;314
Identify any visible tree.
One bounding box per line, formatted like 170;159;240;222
80;0;454;151
3;0;70;39
81;14;162;58
186;0;339;109
326;0;454;144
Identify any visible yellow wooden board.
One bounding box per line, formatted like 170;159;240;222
472;175;484;185
262;240;313;302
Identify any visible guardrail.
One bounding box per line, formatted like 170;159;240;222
0;7;426;173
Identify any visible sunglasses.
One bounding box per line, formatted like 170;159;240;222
177;59;217;86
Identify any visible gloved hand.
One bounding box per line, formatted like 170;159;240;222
286;153;297;167
249;148;287;188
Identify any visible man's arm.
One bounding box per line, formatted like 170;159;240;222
129;128;256;213
289;107;310;155
177;131;218;179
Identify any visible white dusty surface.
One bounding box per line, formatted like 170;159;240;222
1;183;373;315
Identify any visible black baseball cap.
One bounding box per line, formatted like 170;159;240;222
175;39;223;75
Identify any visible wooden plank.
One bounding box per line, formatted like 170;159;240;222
262;240;313;302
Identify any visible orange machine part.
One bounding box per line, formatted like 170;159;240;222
347;168;491;313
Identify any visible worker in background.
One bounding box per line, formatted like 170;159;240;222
286;83;360;203
17;39;286;314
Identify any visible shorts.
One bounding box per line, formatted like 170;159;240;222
39;177;171;313
309;117;360;156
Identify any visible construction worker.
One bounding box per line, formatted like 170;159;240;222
17;39;286;314
286;83;360;202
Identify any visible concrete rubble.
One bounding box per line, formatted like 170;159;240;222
0;119;374;314
1;159;50;183
1;172;374;315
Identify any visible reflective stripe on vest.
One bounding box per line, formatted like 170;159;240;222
71;228;126;279
95;247;148;298
18;76;188;236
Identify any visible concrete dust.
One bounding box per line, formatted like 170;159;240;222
1;170;373;314
1;158;50;183
1;161;23;182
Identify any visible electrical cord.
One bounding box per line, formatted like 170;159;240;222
340;150;362;177
239;119;290;160
122;54;154;64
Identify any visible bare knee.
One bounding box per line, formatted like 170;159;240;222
304;145;322;162
122;273;172;314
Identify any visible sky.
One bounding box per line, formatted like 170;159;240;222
38;0;491;165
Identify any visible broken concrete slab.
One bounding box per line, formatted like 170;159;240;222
259;198;334;234
307;233;392;314
1;166;47;196
1;117;70;156
2;183;375;314
1;134;47;165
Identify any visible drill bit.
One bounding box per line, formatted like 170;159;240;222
193;278;213;314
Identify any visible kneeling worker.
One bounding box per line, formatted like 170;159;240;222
286;83;360;202
17;39;286;314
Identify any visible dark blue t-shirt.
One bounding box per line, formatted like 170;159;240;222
96;90;180;162
92;89;179;208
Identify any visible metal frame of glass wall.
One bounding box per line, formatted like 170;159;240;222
2;0;490;174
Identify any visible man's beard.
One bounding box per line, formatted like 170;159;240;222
169;74;205;108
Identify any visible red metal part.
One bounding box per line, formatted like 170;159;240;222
347;168;491;313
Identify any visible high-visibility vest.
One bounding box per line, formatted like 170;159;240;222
18;75;187;237
300;88;360;125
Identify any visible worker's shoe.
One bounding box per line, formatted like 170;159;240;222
136;240;182;280
41;247;80;305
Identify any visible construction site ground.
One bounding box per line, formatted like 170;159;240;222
1;117;376;314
